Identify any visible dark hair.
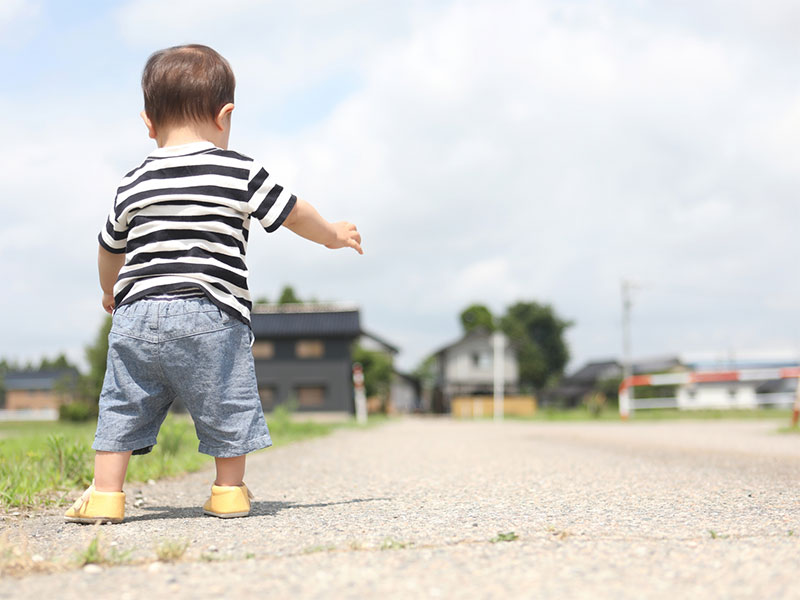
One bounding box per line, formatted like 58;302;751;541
142;44;235;129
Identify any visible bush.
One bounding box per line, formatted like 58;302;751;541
59;402;96;422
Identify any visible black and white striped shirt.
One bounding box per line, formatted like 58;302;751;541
98;141;297;324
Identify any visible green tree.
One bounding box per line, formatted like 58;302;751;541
500;301;572;391
459;304;495;333
352;345;393;400
278;285;301;304
39;353;73;370
83;315;112;403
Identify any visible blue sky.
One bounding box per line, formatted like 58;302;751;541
2;0;800;373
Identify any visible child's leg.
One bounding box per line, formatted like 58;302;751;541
94;450;133;492
215;455;246;486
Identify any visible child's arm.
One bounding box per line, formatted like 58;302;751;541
98;246;125;314
282;198;363;255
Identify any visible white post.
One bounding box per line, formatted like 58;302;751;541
353;363;367;425
493;331;505;422
619;386;630;420
621;280;634;420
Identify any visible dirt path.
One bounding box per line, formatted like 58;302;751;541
2;418;800;599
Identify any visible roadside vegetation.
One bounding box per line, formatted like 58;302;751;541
522;406;795;422
0;404;366;510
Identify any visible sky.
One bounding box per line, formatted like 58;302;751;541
2;0;800;373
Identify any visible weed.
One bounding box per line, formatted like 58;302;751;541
155;539;189;562
76;530;132;566
349;540;364;551
200;553;223;562
0;530;56;577
708;530;729;540
380;537;408;550
303;544;336;555
490;531;519;543
78;532;104;566
245;552;256;559
789;530;795;537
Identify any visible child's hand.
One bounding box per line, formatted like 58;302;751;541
326;222;363;254
102;292;115;314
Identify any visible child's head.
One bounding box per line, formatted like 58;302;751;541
141;44;235;133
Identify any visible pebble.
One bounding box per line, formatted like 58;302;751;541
83;564;103;574
148;562;163;573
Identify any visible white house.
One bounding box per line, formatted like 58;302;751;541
433;328;518;411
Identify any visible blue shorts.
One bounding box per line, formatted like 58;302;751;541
93;297;272;458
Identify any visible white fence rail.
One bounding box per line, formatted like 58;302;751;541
630;393;796;411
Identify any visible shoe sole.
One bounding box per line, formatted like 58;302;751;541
64;516;123;524
203;509;250;518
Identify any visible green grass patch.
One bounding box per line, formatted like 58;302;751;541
504;406;795;423
0;410;374;510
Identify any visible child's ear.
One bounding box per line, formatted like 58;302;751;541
140;110;157;140
215;103;234;131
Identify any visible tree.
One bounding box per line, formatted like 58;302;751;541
278;285;301;305
352;345;393;402
500;301;572;391
39;353;73;370
459;304;495;333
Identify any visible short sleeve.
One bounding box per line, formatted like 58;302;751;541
244;160;298;233
97;194;128;254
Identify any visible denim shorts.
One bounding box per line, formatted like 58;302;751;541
93;297;272;458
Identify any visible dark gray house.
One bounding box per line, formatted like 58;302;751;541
250;303;370;415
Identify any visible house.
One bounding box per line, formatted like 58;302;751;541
249;303;399;417
676;360;799;410
563;355;799;411
3;368;79;412
390;371;422;413
555;356;684;407
432;328;519;412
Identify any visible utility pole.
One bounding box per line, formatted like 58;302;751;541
493;331;505;422
620;279;635;419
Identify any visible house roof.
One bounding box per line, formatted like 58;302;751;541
4;369;79;391
564;360;621;384
360;329;400;354
433;328;506;356
251;305;361;339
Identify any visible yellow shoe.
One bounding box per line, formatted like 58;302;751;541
203;483;254;518
64;483;125;524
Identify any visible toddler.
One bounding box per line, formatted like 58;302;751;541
65;44;362;523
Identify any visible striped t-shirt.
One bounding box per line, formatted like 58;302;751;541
98;141;297;324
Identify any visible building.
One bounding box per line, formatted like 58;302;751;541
676;360;799;410
432;328;519;412
555;356;684;407
250;303;399;416
3;368;79;411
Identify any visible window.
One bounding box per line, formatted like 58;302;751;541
252;341;275;359
258;386;276;409
296;340;324;359
472;351;491;369
296;385;326;407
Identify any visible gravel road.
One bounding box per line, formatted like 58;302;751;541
2;417;800;599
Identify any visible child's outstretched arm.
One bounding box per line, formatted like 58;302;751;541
282;198;363;255
98;246;125;314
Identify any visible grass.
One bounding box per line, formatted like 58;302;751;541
76;530;133;566
154;539;189;562
490;531;519;543
0;409;376;510
505;406;796;423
